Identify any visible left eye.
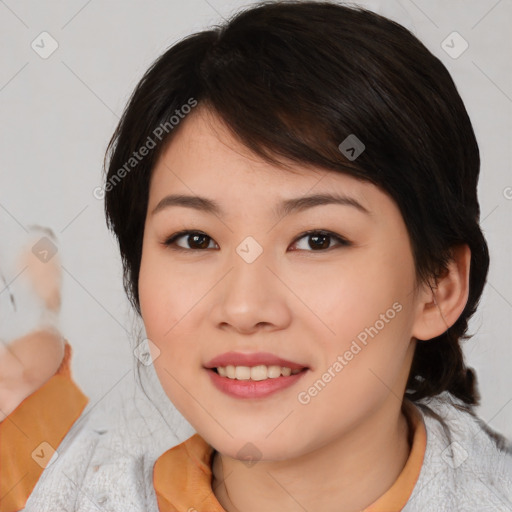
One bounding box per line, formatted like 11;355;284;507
290;230;351;251
162;230;351;252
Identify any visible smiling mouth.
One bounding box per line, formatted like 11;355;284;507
212;365;307;381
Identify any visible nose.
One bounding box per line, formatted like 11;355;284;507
211;247;292;335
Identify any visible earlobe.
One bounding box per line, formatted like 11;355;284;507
412;244;471;341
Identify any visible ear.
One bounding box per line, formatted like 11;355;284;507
411;244;471;341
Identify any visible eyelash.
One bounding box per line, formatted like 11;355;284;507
162;229;352;253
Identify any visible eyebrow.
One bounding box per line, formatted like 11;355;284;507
151;192;371;218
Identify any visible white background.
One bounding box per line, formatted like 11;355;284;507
1;0;511;437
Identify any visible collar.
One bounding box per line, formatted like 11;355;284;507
153;397;426;512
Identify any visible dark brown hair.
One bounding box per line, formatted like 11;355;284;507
103;0;488;406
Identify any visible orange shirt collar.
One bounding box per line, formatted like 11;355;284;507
362;398;427;511
154;398;426;512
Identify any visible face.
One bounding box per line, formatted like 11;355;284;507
139;107;423;461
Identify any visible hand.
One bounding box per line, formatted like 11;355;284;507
0;225;65;421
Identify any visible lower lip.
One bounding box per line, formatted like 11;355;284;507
206;368;309;399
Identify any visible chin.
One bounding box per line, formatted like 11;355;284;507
207;430;304;463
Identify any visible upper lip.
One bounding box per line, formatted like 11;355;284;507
204;352;308;371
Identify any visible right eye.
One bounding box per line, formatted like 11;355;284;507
162;230;218;251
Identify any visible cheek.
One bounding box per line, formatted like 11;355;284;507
138;248;205;403
298;248;414;346
139;248;198;339
300;243;417;394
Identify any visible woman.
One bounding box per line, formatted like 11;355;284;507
2;1;511;511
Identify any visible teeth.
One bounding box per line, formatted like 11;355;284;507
215;365;303;380
281;367;292;377
267;365;282;378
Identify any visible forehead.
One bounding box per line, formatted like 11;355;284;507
150;107;372;201
153;108;316;184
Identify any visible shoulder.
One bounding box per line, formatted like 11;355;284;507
24;369;195;511
404;391;512;512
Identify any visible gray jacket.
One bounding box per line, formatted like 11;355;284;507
22;369;512;512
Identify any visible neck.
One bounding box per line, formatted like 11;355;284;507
212;397;411;512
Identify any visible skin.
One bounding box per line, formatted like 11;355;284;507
0;233;65;422
139;106;471;512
